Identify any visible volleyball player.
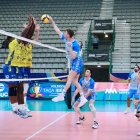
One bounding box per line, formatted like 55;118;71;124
71;69;99;129
124;65;140;115
47;15;87;105
3;16;40;118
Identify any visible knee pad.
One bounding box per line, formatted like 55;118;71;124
8;87;17;96
23;83;29;94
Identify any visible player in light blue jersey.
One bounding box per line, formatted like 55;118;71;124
47;15;87;105
124;65;140;115
71;69;99;129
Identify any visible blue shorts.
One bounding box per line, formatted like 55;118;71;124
71;58;84;74
3;64;18;84
77;92;97;102
17;67;31;79
128;89;139;99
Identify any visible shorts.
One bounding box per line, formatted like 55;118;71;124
77;92;97;102
17;67;31;79
128;89;139;99
3;64;18;84
71;57;84;74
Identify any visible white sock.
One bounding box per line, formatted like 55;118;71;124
19;104;26;111
11;103;18;111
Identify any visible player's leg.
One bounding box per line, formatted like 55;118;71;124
52;70;85;102
124;89;133;114
3;65;19;113
17;67;31;118
133;90;140;115
8;84;19;113
23;67;30;112
23;83;30;112
73;98;85;124
73;74;87;107
89;99;99;129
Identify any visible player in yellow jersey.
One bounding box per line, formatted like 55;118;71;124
3;16;40;118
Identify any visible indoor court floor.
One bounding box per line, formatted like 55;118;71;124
0;100;139;140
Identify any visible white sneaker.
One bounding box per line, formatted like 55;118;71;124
124;108;131;114
92;121;99;129
134;109;137;115
76;116;85;124
137;132;140;136
78;95;88;108
52;93;64;102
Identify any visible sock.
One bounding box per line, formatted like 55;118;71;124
11;103;18;111
19;104;26;111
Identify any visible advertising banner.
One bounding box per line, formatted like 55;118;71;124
0;82;129;101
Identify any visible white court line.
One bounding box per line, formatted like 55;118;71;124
25;112;69;140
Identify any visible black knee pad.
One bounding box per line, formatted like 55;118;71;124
8;87;17;96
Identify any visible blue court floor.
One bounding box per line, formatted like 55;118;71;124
0;100;136;112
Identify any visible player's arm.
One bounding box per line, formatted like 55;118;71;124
34;25;40;42
85;80;95;98
48;15;62;37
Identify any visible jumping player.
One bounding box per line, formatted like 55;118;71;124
47;15;87;105
71;69;99;129
3;16;40;118
124;65;140;115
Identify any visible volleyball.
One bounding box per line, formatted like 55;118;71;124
41;14;49;24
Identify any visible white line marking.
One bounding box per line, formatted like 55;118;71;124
25;112;69;140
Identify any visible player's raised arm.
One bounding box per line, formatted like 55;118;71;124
48;15;62;37
34;25;40;42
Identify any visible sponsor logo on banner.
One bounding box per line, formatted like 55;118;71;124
105;89;117;94
0;83;8;98
0;83;5;92
29;82;65;98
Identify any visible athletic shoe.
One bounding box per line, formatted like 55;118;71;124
78;95;88;108
19;110;32;118
92;121;99;129
76;116;85;124
13;110;22;116
52;93;64;102
124;108;131;114
134;109;137;115
137;132;140;136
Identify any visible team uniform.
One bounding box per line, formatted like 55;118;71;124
128;72;139;99
77;77;96;103
74;77;99;129
3;39;32;118
60;33;84;74
3;39;32;82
